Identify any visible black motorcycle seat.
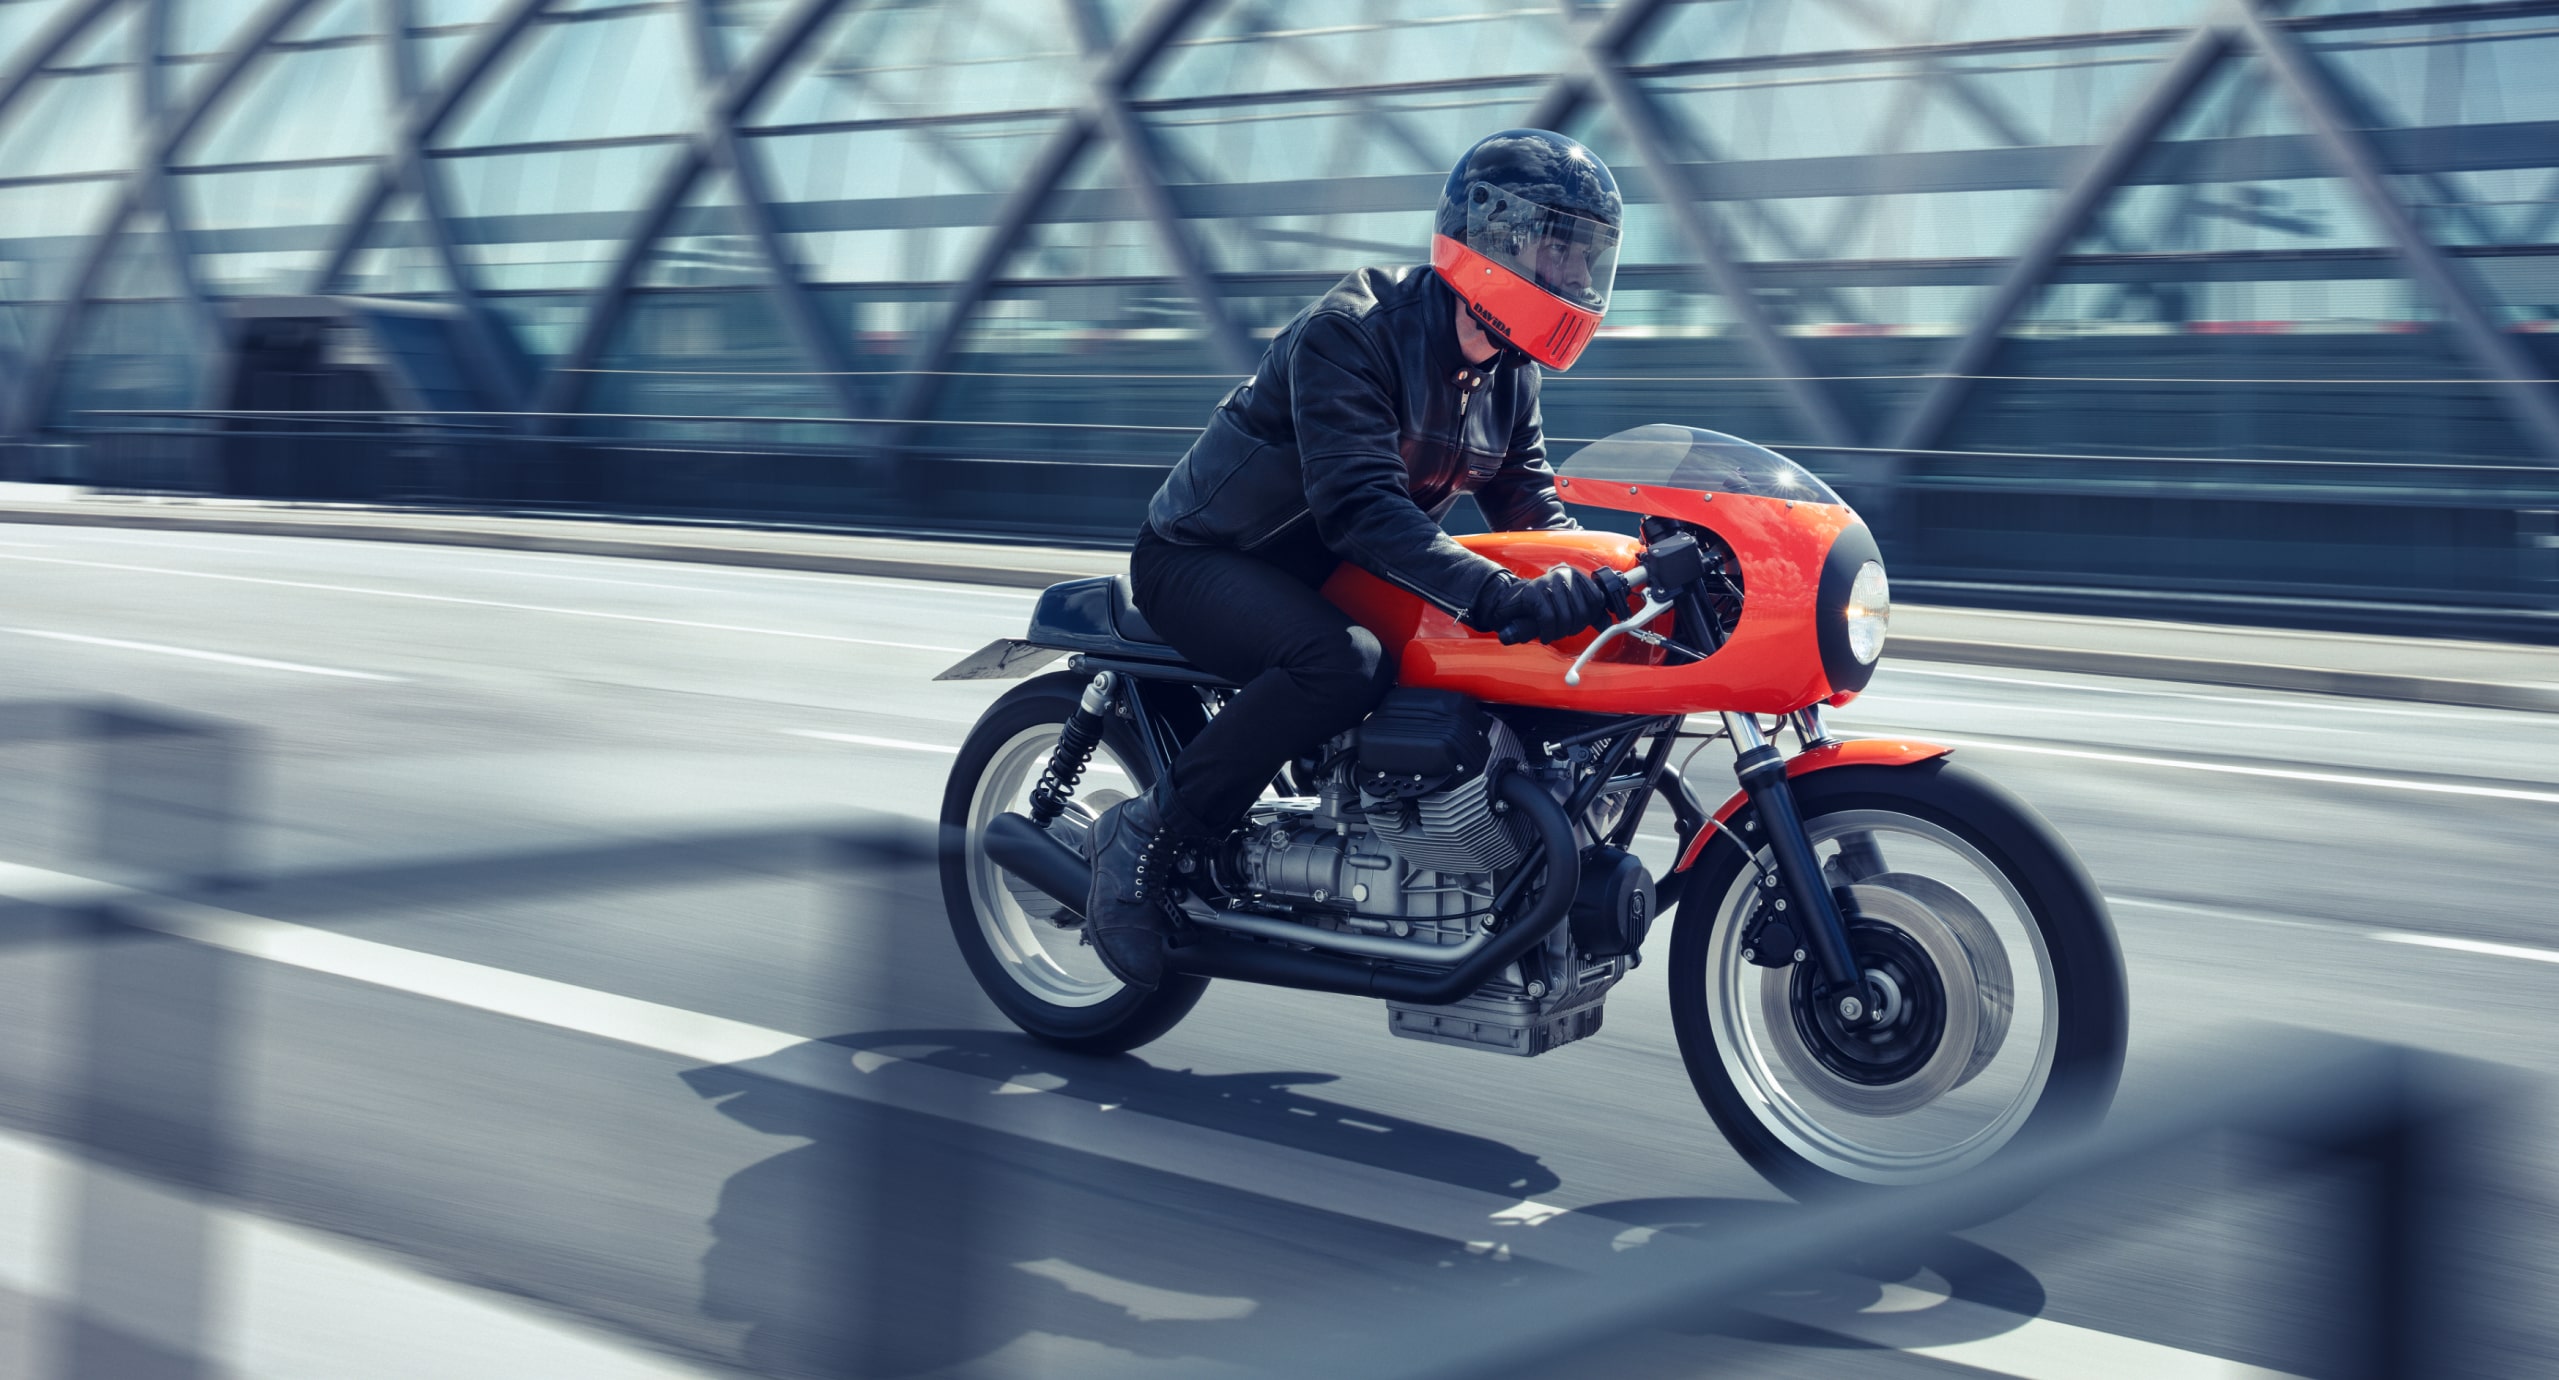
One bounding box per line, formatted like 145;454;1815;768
1111;576;1168;646
1024;574;1184;661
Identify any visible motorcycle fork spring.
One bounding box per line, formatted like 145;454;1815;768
1030;673;1116;827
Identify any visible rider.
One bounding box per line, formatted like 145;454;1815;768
1085;128;1629;989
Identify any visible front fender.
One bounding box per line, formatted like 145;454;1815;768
1671;738;1952;874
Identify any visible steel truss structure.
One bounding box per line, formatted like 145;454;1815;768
4;0;2559;508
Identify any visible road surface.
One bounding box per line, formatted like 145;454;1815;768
0;522;2551;1378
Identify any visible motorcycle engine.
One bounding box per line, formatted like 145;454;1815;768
1219;689;1633;1057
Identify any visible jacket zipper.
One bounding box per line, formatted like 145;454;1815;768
1448;366;1486;500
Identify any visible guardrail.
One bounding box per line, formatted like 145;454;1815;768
25;407;2559;640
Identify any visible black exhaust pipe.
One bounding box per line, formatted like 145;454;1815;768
980;771;1583;1006
983;811;1093;915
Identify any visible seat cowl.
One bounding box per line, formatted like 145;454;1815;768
1025;575;1185;661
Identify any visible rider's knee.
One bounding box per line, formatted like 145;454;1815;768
1294;624;1393;711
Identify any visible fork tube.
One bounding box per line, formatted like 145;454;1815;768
1723;713;1871;1012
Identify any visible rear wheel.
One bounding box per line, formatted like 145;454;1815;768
940;672;1207;1053
1668;759;2126;1198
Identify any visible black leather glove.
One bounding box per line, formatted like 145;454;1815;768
1470;565;1623;646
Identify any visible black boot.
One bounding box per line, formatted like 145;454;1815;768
1083;783;1193;990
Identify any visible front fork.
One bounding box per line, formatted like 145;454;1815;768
1724;708;1883;1024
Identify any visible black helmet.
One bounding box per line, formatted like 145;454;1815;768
1430;129;1623;370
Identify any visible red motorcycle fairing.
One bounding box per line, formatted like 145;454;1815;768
1321;487;1865;716
1672;738;1955;874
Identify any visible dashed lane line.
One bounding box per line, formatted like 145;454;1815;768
12;522;1045;600
1850;693;2365;736
786;729;959;754
1;627;406;681
785;728;1125;772
1825;727;2559;806
0;860;2303;1378
1883;664;2538;725
0;551;969;653
2371;931;2559;965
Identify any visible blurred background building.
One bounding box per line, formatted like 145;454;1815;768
3;0;2557;630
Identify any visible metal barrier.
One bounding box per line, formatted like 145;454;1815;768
53;405;2559;639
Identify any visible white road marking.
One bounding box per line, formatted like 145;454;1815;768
442;560;1043;607
2371;931;2559;965
1;627;404;681
1750;1267;2299;1379
0;551;968;653
1832;730;2559;805
1849;694;2362;736
2106;896;2343;934
17;523;1044;600
787;730;956;754
0;1132;724;1379
785;729;1125;773
2117;897;2559;967
1883;664;2536;724
0;859;2306;1378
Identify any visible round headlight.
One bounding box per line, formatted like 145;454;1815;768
1844;561;1889;664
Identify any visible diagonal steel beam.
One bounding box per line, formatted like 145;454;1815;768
1887;21;2240;453
1066;0;1254;375
1522;0;1669;131
351;0;529;414
17;0;330;437
887;0;1223;437
1582;50;1859;449
0;0;132;436
2230;0;2559;463
141;0;247;416
313;0;559;414
529;0;865;421
0;0;125;128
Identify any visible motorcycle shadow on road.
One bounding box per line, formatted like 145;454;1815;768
1575;1196;2050;1356
678;1028;1569;1379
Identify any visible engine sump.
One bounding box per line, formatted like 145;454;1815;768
1386;984;1609;1057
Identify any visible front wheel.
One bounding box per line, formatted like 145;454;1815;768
1668;758;2127;1198
940;672;1207;1053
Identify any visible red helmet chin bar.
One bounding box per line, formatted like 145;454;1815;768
1432;233;1601;371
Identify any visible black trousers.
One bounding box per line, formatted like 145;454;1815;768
1128;526;1398;831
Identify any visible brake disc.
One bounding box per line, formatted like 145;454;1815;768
1760;883;1979;1117
1858;871;2015;1089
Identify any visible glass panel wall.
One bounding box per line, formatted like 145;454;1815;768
5;0;2557;610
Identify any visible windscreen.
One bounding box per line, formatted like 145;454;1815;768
1562;423;1843;505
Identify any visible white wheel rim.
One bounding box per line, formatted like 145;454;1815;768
963;724;1135;1008
1704;809;2061;1185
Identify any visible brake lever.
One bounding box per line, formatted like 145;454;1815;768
1565;588;1674;686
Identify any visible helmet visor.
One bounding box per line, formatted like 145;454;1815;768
1464;180;1620;314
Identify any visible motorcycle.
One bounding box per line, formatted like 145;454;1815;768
935;423;2126;1197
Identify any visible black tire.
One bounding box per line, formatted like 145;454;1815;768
940;672;1208;1053
1667;757;2127;1200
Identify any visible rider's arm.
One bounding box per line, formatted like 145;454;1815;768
1474;369;1577;533
1291;311;1510;617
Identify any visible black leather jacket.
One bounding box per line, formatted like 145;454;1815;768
1144;264;1574;617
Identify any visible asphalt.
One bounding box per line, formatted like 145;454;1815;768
0;520;2553;1378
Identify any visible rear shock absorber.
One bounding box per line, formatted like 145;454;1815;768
1029;672;1117;827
